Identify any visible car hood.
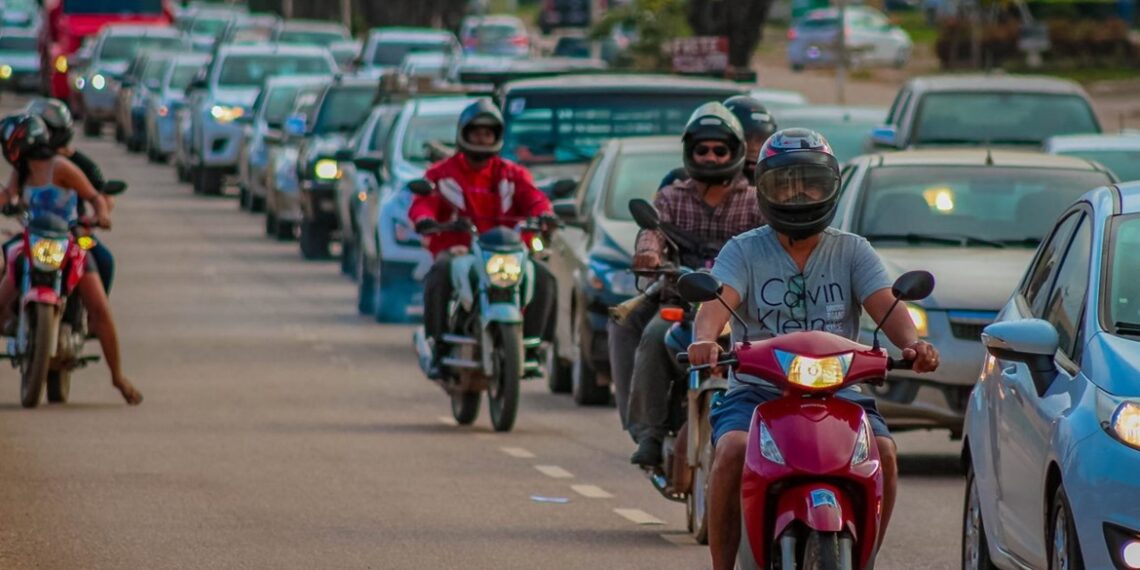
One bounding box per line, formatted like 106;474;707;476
589;216;638;264
876;247;1034;310
212;87;259;108
304;133;351;160
1085;332;1140;397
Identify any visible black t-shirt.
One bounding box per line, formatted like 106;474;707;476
68;150;105;192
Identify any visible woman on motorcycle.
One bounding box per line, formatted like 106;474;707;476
0;114;141;405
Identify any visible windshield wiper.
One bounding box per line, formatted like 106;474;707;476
1115;321;1140;336
864;232;1003;248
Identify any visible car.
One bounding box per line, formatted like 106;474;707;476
0;28;41;93
358;95;479;323
549;26;634;65
264;83;328;240
291;76;381;260
399;52;452;81
787;6;912;71
358;27;460;78
216;13;281;46
1;0;39;28
333;104;402;282
869;74;1103;151
116;50;176;152
775;105;886;162
143;53;208;164
181;8;241;52
539;0;593;35
748;87;809;111
831;149;1117;436
272;19;351;47
328;39;362;70
76;25;185;138
961;182;1140;570
238;74;331;213
1044;133;1140;183
460;14;530;58
546;136;681;403
184;43;336;196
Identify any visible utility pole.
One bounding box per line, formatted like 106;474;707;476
341;0;351;31
282;0;293;19
835;0;848;104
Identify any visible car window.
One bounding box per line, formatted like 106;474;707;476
1041;214;1091;359
168;63;201;91
262;85;303;127
99;35;182;63
606;152;683;220
0;36;37;51
278;30;346;46
1022;212;1081;317
401;113;461;165
580;151;607;211
312;86;376;135
776;111;883;162
912;92;1101;146
838;164;856;196
368;111;399;153
884;89;910;126
1106;215;1140;331
373;40;453;66
141;57;170;85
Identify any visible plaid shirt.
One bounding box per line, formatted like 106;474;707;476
635;174;764;260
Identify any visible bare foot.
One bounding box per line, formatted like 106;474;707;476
113;378;143;406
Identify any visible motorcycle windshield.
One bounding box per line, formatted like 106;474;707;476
26;186;78;236
477;226;523;252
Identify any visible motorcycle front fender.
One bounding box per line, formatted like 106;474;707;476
481;302;523;325
772;482;857;538
22;287;61;307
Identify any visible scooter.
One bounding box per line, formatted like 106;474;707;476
675;269;935;570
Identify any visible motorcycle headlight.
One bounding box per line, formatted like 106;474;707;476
0;65;12;79
1098;390;1140;450
777;350;852;390
485;253;523;287
314;158;340;180
210;104;245;123
30;236;68;270
758;420;784;465
91;73;106;90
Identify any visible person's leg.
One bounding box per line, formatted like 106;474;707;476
422;253;453;342
628;314;684;466
78;272;141;405
608;299;656;435
523;261;557;341
89;241;114;294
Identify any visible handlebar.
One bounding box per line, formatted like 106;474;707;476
888;357;914;371
675;351;738;371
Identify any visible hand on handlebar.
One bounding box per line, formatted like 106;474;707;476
96;215;112;230
901;340;939;373
631;250;661;271
686;340;722;368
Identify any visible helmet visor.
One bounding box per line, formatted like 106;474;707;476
757;164;839;206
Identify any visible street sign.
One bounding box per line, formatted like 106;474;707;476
671;36;729;74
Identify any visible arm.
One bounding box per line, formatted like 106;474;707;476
58;160;110;224
632;189;673;269
408;170;445;227
689;284;743;365
68;150;106;193
507;166;552;217
863;289;939;372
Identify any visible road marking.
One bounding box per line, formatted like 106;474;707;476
660;533;699;546
500;446;536;458
571;484;612;499
614;508;664;525
534;465;574;479
436;416;457;426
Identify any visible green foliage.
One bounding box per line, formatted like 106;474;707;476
592;0;691;70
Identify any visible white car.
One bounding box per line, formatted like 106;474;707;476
786;6;911;71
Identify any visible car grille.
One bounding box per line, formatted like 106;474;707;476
947;311;998;341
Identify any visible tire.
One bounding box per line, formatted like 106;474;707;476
571;309;610;406
196;167;223;196
451;391;481;425
1049;487;1085;570
357;259;376;315
687;398;714;544
545;338;572;394
20;304;58;409
487;323;522;432
46;370;71;404
299;220;331;259
275;220;295;241
265;211;277;236
83;119;101;138
238;186;250;211
114;123;124;143
340;236;356;276
250;194;265;213
802;531;849;570
176;163;190;183
963;465;999;570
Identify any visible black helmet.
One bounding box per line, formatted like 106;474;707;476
2;114;54;166
754;128;841;240
681;102;746;185
456;99;503;162
25;98;74;149
723;95;777;176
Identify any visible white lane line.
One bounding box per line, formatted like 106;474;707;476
436;416;457;426
660;533;699;546
614;508;665;525
534;465;574;479
571;484;613;499
501;446;536;459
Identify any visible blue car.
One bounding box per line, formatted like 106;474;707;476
962;182;1140;569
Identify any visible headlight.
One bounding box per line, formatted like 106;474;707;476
30;236;68;270
907;304;929;337
314;158;340;180
74;76;86;89
0;65;12;79
54;55;67;73
530;236;545;253
210;104;245;123
758;420;784;465
1099;390;1140;450
851;419;873;465
485;253;523;287
778;350;852;390
91;74;106;90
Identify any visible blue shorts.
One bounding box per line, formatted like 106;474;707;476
709;382;892;446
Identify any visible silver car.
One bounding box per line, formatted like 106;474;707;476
1044;133;1140;183
0;28;41;93
144;53;208;164
272;19;351;47
787;6;911;71
832;149;1116;436
263;85;325;240
358;27;460;78
460;15;531;58
184;43;335;195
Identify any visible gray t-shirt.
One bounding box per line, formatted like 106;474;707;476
711;226;891;387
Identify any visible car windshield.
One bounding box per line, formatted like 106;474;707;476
606;151;682;220
168;64;200;90
63;0;162;14
0;36;36;51
99;36;183;63
1107;215;1140;332
313;87;376;134
502;93;735;166
775;112;883;162
475;24;522;42
1056;149;1140;183
279;30;345;46
913;92;1101;145
192;17;230;35
374;40;452;66
263;85;304;126
217;55;331;87
141;58;170;84
402;113;459;165
855;165;1114;246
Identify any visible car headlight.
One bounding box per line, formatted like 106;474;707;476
777;350;852;390
54;55;67;73
314;158;340;180
906;304;929;337
91;73;106;90
0;65;11;79
485;253;523;287
30;236;68;271
74;76;86;90
210;104;245;123
758;420;784;465
1099;390;1140;450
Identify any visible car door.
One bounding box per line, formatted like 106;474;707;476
994;210;1091;565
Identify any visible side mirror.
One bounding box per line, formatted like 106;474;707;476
334;148;354;161
628;198;660;230
103;180;128;195
677;272;722;303
121;78;135;88
552;198;581;225
870;125;898;148
354;156;384;173
982;319;1059;396
284;114;306;137
891;270;935;301
406;179;433;196
549;178;577;199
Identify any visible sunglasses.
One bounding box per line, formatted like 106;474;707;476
693;144;730;158
788;273;807;323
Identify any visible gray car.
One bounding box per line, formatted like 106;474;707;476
272;19;351;47
0;28;40;93
1044;133;1140;183
460;15;531;58
264;85;326;240
869;74;1103;151
787;6;911;71
832;149;1116;435
358;27;460;78
184;43;335;196
144;53;208;164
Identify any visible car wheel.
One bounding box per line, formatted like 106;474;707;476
83;119;100;138
1049;487;1085;570
238;185;250;211
571;306;611;406
357;249;376;316
545;337;572;394
962;464;998;570
299;220;331;259
197;167;224;196
340;234;356;277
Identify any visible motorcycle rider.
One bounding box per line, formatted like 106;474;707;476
654;96;776;190
686;128;939;569
409;99;557;380
0;114;141;405
622;102;766;467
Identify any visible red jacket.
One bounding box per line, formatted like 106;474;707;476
409;154;552;256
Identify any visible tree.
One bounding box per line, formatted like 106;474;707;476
687;0;775;70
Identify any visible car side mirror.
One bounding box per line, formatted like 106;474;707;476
354;156;384;173
121;78;135;88
552;198;582;227
982;319;1059;397
334;148;354;161
677;272;722;303
891;270;935;301
284;114;306;137
549;178;577;199
406;179;433;196
870;125;897;148
103;180;127;195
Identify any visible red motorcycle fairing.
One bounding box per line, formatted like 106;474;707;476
741;398;883;569
731;331;891;394
7;235;86;306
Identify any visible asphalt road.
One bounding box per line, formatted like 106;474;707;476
0;95;966;569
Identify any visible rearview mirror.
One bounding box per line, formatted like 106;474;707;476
103;180;127;195
982;319;1059;396
549;178;577;199
677;272;722;303
188;77;208;91
552;198;580;225
628;198;660;230
891;270;935;301
406;179;433;196
870;125;897;148
334;148;354;161
354;156;384;173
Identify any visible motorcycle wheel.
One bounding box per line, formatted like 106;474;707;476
451;391;481;425
802;531;852;570
20;304;58;409
47;370;71;403
487;323;522;432
687;398;714;544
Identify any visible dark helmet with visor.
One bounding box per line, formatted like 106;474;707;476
25;98;74;149
753;128;841;240
2;114;55;166
681;102;746;185
723;95;777;176
456;98;504;162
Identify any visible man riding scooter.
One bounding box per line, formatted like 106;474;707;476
409;99;558;380
686;128;940;569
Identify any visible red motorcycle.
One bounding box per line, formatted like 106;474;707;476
675;269;934;570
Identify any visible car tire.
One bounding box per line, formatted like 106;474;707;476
275;219;295;241
962;464;998;570
196;167;224;196
571;307;611;406
114;123;125;143
546;337;572;394
83;119;100;138
357;250;376;316
340;235;356;276
1049;487;1085;570
249;194;265;213
238;185;250;211
265;211;277;236
299;220;331;260
373;259;410;324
